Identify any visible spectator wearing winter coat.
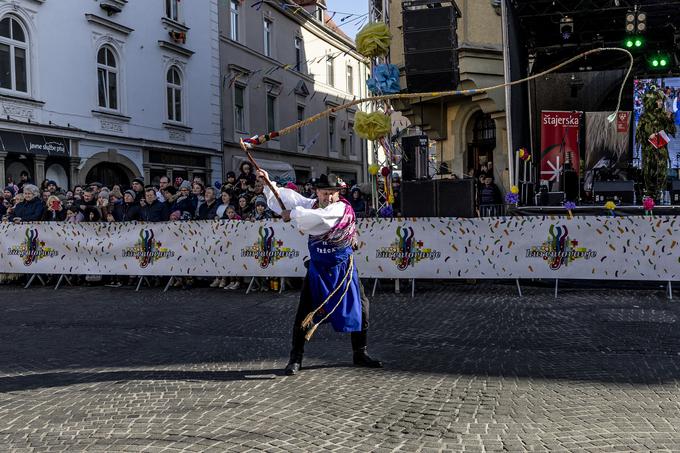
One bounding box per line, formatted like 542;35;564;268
197;187;219;220
42;196;66;221
131;178;145;204
10;184;44;222
349;187;367;218
113;191;141;221
237;161;257;187
139;188;168;222
236;194;251;219
215;191;232;219
249;197;272;221
172;181;196;219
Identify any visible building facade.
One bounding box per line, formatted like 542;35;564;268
219;0;371;186
0;0;221;190
381;0;509;190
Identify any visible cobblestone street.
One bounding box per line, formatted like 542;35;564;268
1;281;680;452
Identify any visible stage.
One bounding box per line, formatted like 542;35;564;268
509;205;680;216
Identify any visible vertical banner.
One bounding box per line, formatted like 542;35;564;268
540;111;582;183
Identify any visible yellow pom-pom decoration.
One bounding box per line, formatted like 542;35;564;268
368;163;380;176
355;22;391;58
354;111;391;141
511;185;519;194
604;201;616;210
388;194;394;204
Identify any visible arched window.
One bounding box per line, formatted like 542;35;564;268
0;15;29;94
166;66;182;122
97;46;118;110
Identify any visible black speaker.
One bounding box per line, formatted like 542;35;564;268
436;179;475;217
401;135;429;181
563;169;579;202
672;180;680;205
402;1;460;92
592;181;635;204
401;179;436;217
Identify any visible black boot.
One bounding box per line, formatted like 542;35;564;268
351;331;383;368
284;351;303;376
353;347;383;368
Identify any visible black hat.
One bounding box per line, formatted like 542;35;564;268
226;171;236;178
313;174;342;190
132;178;144;186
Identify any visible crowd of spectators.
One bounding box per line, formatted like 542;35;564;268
1;162;372;289
2;162;372;224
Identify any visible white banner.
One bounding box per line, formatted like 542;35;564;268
0;217;678;280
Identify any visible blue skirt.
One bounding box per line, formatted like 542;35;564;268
307;243;362;332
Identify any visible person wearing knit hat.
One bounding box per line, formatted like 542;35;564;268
131;178;145;203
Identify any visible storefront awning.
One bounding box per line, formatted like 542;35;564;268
232;156;296;183
0;130;70;156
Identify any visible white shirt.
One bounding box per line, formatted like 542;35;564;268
264;183;345;236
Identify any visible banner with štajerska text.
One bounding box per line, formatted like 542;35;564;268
0;217;678;280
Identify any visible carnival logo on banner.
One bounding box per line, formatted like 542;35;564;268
376;226;441;270
526;224;597;270
7;228;59;266
122;229;175;268
241;226;300;269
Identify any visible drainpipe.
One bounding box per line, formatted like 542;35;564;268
501;0;514;189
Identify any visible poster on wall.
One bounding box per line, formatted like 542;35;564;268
540;111;582;185
583;111;632;192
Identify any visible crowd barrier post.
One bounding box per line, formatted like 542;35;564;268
246;277;257;294
410;279;415;298
163;277;174;293
515;279;523;298
668;281;673;301
135;276;151;292
24;274;45;289
554;279;559;299
54;274;72;290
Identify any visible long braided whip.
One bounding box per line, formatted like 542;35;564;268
242;48;633;148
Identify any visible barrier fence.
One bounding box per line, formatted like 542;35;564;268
1;216;678;281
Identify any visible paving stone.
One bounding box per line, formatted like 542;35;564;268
0;282;679;451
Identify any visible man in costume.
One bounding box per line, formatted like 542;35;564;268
259;170;383;376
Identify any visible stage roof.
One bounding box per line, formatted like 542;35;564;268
509;0;680;75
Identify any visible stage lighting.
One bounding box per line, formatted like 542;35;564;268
625;11;635;33
560;16;573;40
649;53;670;70
623;36;644;49
636;12;646;32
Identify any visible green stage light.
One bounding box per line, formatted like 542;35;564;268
625;39;634;48
634;38;643;47
660;58;668;67
652;59;659;67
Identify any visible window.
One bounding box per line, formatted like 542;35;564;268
326;56;334;86
328;116;336;152
266;93;276;132
346;65;354;94
97;46;118;110
263;18;272;57
349;125;355;155
234;84;245;132
294;37;302;71
316;7;324;21
165;0;179;21
166;66;182;122
340;138;347;157
230;0;240;41
297;105;305;146
0;16;28;94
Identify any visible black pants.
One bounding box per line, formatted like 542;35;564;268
289;273;370;362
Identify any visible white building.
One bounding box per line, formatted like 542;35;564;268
219;0;371;185
0;0;221;189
